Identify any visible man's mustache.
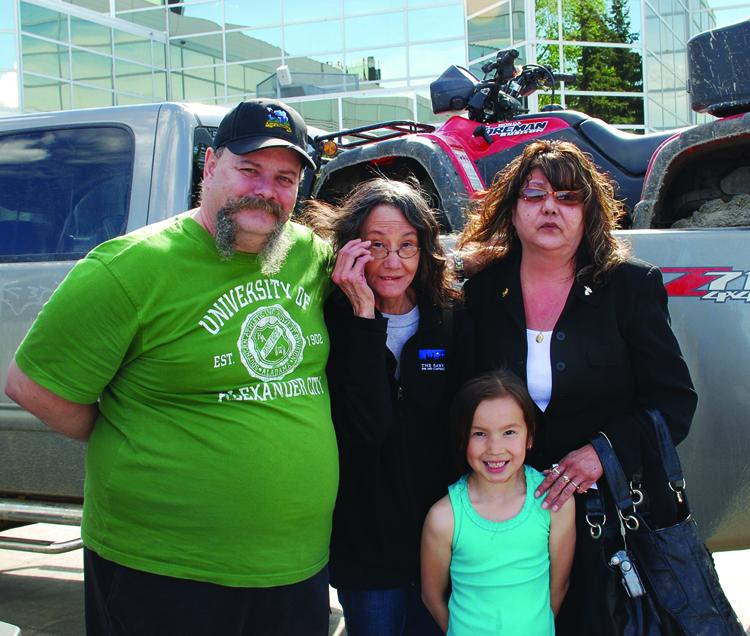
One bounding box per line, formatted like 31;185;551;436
217;196;285;220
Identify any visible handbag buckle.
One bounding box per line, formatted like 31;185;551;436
618;509;640;531
669;478;686;504
586;513;606;539
629;480;644;508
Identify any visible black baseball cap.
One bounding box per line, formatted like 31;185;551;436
213;99;315;170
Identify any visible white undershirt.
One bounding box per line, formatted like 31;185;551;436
383;305;420;379
526;329;553;412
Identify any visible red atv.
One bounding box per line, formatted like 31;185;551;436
310;19;750;234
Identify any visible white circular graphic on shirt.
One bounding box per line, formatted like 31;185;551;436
237;304;305;381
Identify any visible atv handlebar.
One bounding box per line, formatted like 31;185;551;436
467;48;576;123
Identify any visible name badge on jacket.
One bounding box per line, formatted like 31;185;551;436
419;348;446;372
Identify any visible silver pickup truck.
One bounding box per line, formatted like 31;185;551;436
1;101;748;554
0;102;227;551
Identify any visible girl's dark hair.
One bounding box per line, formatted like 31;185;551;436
303;177;459;307
450;369;537;475
459;139;629;284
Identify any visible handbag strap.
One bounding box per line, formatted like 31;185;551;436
590;432;637;518
645;408;687;504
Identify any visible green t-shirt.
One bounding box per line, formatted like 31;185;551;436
15;213;337;587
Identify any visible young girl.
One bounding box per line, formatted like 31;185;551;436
420;370;576;635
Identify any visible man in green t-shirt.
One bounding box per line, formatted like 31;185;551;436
5;99;337;635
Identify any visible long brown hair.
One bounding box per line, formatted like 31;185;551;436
459;140;629;282
304;178;459;307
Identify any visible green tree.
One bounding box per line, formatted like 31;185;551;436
536;0;643;125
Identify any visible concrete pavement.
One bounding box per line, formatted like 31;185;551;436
1;523;747;635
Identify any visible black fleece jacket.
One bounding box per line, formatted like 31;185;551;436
325;291;473;589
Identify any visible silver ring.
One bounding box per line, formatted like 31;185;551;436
551;465;561;476
562;475;570;484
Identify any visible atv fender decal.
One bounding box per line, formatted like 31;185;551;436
452;148;484;191
661;267;750;302
486;121;549;137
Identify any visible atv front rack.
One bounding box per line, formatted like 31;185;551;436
314;120;436;157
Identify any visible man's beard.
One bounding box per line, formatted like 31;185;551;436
214;196;293;275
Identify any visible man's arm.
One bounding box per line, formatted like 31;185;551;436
5;360;99;442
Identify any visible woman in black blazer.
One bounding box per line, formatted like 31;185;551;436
458;140;697;635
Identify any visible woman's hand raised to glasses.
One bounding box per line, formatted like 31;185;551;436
332;238;376;319
535;443;604;512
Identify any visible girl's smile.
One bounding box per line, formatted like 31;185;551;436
466;396;532;486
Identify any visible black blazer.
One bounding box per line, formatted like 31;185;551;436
464;249;697;482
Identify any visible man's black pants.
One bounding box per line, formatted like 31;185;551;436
84;548;330;635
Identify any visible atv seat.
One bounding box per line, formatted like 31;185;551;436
578;118;675;176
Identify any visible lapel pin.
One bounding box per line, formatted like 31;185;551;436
584;285;592;296
502;287;509;298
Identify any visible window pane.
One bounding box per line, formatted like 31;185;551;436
345;13;405;49
153;41;166;67
284;21;342;57
180;70;224;100
409;39;466;78
566;94;644;125
225;61;275;95
72;50;113;88
626;0;641;43
21;3;69;42
0;0;15;29
226;29;283;62
535;0;559;40
346;46;407;83
116;0;162;9
469;3;510;61
467;0;497;15
342;94;415;128
408;5;465;42
115;58;154;95
118;8;166;31
562;0;639;43
71;18;112;54
66;0;110;12
170;33;223;68
346;0;404;15
512;0;526;42
562;45;643;91
284;0;340;21
153;69;167;98
225;0;281;28
115;30;154;65
0;33;17;69
22;35;70;79
260;56;358;97
292;97;340;131
0;126;132;260
22;74;70;111
168;1;222;35
72;83;114;108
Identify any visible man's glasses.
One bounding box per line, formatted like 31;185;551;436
521;188;585;205
369;241;420;259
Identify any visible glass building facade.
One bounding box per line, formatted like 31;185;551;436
0;0;747;130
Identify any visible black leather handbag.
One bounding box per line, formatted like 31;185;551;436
587;409;744;636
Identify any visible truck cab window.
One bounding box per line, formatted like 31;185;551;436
0;126;134;262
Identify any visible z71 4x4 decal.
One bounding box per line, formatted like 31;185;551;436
661;267;750;302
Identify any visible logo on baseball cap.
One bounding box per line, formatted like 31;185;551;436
213;99;315;170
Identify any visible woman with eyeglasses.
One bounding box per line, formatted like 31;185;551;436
305;177;472;635
457;140;697;635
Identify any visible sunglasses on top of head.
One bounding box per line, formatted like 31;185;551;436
520;188;585;205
